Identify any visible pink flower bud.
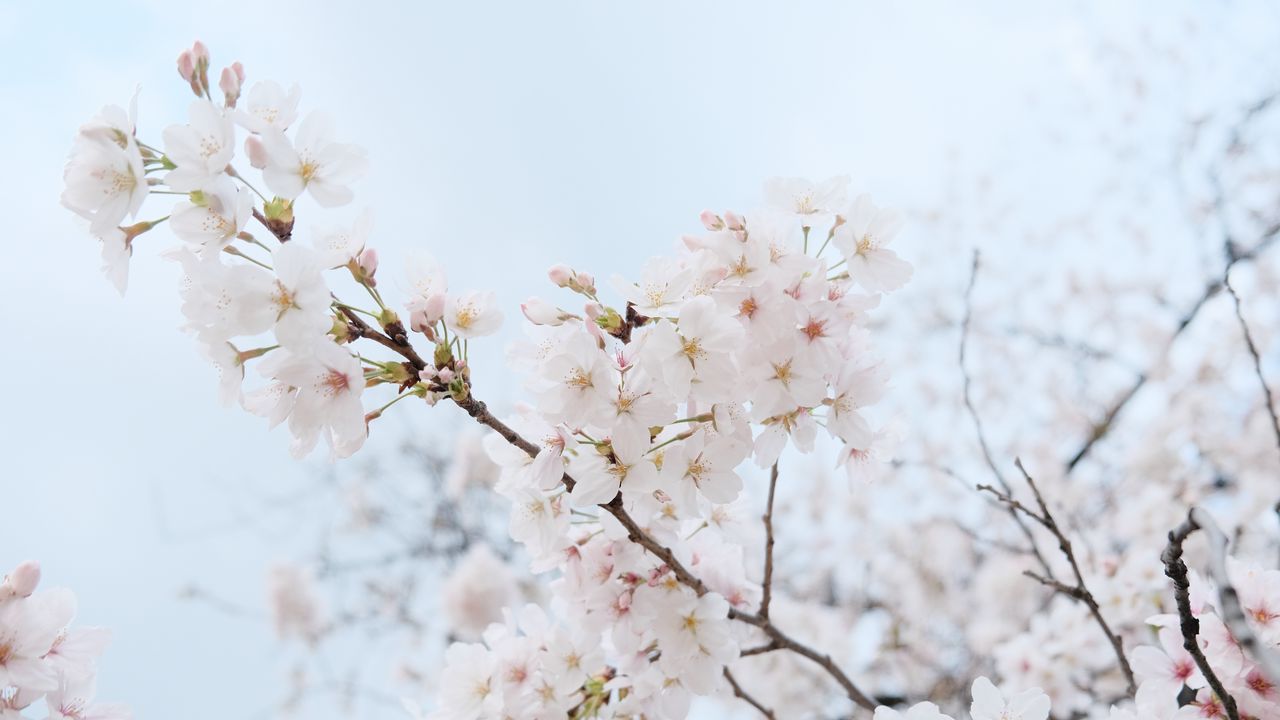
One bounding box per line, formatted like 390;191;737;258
418;366;438;382
548;264;573;288
244;136;269;169
422;293;446;324
219;67;242;107
4;561;40;598
575;272;596;295
725;211;745;231
699;210;724;231
521;297;566;326
177;50;196;82
357;248;379;282
230;61;245;84
583;302;603;320
410;308;432;334
191;41;210;66
437;367;456;384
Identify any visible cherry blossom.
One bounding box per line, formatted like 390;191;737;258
260;111;367;207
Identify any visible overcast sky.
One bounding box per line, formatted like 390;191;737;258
2;2;1278;719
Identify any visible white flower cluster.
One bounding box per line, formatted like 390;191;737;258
65;41;1280;720
422;175;912;717
0;562;128;720
1118;558;1280;720
61;42;505;461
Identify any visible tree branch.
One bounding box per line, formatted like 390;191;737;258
1162;510;1240;720
960;250;1058;580
759;461;779;620
1181;508;1280;688
979;459;1136;696
1065;226;1280;473
450;394;881;713
724;668;777;719
1223;275;1280;463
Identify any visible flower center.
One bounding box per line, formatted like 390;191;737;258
199;135;223;160
271;280;297;315
320;368;350;397
299;158;320;183
566;368;594;389
681;337;705;363
772;359;793;386
801;318;827;341
453;305;476;329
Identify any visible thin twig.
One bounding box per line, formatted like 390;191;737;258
960;251;1057;580
323;254;884;714
978;459;1136;697
740;642;781;657
1162;510;1241;720
724;668;777;719
452;395;880;713
759;462;779;620
1224;275;1280;462
1065;226;1280;473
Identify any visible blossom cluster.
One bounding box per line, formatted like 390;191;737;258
59;41;509;461
61;42;1280;720
1116;558;1280;720
0;562;127;720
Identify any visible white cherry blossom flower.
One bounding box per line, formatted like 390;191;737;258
261;112;367;207
763;175;849;227
170;179;252;251
61;104;148;236
831;193;912;293
970;676;1051;720
873;701;956;720
234;80;301;133
264;341;366;458
162;100;235;192
444;291;504;339
311;208;373;268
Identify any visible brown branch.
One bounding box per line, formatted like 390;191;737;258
325;269;883;714
759;462;779;620
960;251;1058;580
336;304;428;371
731;607;878;711
740;641;781;657
1162;510;1240;720
1065;226;1280;473
451;394;880;713
724;668;777;719
1184;507;1280;687
979;459;1136;697
1224;275;1280;462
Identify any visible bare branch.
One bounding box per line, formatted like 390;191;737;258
982;460;1136;697
1162;510;1241;720
724;668;777;720
740;642;781;657
960;250;1058;580
1066;226;1280;473
1186;508;1280;687
759;462;779;620
732;608;878;712
1224;275;1280;462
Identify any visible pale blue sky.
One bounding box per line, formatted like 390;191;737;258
2;2;1278;719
